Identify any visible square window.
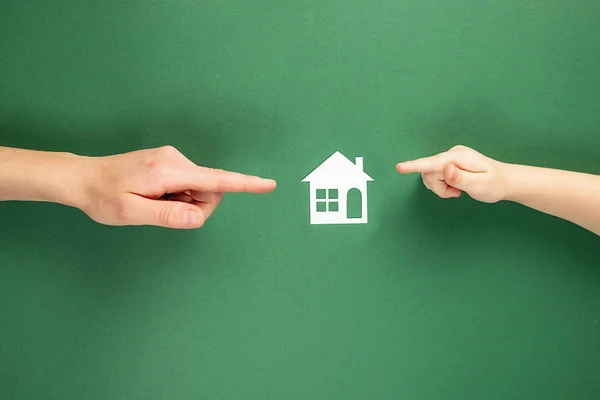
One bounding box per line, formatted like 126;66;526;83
316;202;327;212
329;201;339;212
328;189;338;199
316;189;327;199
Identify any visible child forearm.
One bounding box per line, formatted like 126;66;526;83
0;146;85;207
503;163;600;235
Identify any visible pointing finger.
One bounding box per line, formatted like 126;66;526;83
396;152;457;174
189;167;277;193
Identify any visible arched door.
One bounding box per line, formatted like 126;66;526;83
346;188;362;219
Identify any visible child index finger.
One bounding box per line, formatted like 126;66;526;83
396;153;454;174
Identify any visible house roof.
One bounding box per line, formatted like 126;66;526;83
301;151;374;183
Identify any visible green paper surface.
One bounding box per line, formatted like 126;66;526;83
1;1;600;399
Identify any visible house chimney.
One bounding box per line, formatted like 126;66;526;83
355;157;363;170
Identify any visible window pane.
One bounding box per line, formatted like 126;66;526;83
328;189;338;199
316;202;327;212
329;201;339;212
316;189;327;199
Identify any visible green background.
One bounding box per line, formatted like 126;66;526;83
2;1;600;399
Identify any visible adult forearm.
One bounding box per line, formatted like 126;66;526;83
0;146;85;208
503;163;600;235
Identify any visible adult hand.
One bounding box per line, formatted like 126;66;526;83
77;146;276;229
0;145;275;229
395;145;508;203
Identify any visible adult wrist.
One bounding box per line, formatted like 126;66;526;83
42;152;92;210
0;148;92;209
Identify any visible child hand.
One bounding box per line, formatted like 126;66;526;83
396;145;508;203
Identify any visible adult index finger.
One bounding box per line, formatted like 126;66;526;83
192;167;277;193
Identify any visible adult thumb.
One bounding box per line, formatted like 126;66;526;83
443;164;481;192
130;197;205;229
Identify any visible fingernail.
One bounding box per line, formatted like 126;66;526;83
262;178;276;185
183;210;199;227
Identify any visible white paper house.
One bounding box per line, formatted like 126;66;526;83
301;151;374;225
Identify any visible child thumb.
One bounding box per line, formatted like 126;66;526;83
443;164;479;192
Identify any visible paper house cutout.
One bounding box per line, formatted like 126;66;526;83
301;151;374;225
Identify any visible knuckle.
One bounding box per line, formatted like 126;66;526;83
158;145;179;157
208;168;225;192
450;144;466;151
158;204;174;226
